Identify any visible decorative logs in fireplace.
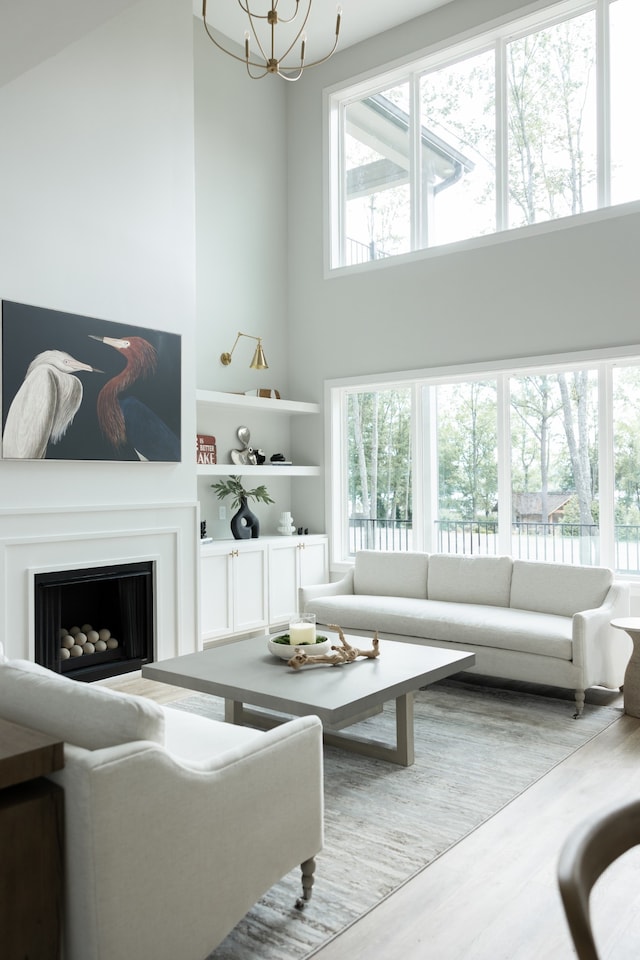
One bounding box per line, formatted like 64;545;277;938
35;561;154;682
59;625;119;660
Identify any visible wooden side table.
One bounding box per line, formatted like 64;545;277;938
611;618;640;718
0;717;65;960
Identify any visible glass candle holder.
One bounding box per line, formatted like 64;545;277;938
289;614;316;645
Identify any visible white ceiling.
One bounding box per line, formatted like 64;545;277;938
0;0;454;89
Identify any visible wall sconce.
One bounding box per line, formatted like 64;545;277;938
220;332;269;370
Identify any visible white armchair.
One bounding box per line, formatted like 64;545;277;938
0;654;324;960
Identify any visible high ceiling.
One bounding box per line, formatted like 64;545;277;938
0;0;454;89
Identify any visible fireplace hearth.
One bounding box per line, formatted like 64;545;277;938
34;561;154;682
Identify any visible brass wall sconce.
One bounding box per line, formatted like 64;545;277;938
220;332;269;370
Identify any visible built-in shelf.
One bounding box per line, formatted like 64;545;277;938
197;464;321;477
196;388;321;478
196;389;320;416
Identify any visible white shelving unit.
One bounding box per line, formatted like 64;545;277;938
196;389;321;477
196;389;320;416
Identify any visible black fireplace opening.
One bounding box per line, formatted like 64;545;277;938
34;561;155;682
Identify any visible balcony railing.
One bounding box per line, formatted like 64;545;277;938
349;518;413;552
348;518;640;574
346;237;391;266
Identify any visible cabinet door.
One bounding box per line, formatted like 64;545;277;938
268;541;299;626
200;550;233;640
299;539;329;588
232;544;268;634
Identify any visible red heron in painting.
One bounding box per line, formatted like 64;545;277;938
90;335;180;461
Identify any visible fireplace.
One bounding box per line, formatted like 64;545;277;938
34;561;154;682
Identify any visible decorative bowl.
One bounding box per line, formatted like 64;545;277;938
267;634;332;660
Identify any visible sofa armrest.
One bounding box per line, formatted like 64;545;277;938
299;568;355;610
50;715;323;960
572;581;631;689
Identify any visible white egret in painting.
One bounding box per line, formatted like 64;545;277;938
2;349;101;459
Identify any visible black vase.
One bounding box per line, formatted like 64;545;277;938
230;498;260;540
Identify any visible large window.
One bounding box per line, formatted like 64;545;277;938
329;0;639;270
329;349;640;575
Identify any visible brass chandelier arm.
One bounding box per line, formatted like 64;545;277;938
281;30;339;72
271;2;313;68
238;0;302;26
202;0;341;81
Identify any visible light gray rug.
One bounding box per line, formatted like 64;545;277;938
167;677;620;960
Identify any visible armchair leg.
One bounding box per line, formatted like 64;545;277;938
573;690;585;719
295;857;316;910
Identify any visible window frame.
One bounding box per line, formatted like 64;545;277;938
326;0;637;274
326;343;640;575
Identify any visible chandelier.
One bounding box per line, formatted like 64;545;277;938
201;1;342;82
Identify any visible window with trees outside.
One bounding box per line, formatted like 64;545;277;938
328;350;640;577
328;0;639;270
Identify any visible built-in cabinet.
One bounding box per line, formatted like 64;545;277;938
200;535;328;642
197;391;328;642
268;537;329;625
200;541;269;641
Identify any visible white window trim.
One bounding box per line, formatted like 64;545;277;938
325;0;630;275
327;342;640;574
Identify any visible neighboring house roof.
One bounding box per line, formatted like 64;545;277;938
512;492;572;521
346;92;476;200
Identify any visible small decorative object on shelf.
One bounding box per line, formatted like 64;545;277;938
278;511;296;535
271;452;293;465
196;434;217;464
243;388;281;399
288;624;380;671
210;475;274;540
230;425;258;465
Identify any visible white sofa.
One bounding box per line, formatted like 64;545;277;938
0;650;323;960
300;551;631;717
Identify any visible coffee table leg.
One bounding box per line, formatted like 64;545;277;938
224;693;416;766
323;691;415;766
396;691;414;767
225;699;245;724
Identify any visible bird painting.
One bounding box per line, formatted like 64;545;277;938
90;335;180;461
2;349;101;459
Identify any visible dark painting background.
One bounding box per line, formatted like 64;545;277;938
1;300;181;461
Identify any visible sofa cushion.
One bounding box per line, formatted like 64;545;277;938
427;554;513;607
0;658;165;750
510;560;613;617
354;550;429;600
307;594;573;660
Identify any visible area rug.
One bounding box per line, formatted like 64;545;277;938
166;677;620;960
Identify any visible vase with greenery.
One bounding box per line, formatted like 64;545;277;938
210;475;274;540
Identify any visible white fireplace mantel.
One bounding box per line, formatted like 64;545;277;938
0;502;200;665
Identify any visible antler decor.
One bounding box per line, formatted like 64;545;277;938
288;624;380;670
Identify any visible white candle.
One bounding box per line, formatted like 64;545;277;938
289;621;316;645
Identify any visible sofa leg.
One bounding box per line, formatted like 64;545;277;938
295;857;316;910
573;690;585;719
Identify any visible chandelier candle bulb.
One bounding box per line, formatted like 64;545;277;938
289;615;316;645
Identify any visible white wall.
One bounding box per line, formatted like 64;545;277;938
285;0;640;535
0;0;200;660
193;26;302;537
0;0;196;508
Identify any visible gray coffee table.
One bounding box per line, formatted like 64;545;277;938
143;636;474;766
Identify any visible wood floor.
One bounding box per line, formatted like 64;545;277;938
111;676;640;960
